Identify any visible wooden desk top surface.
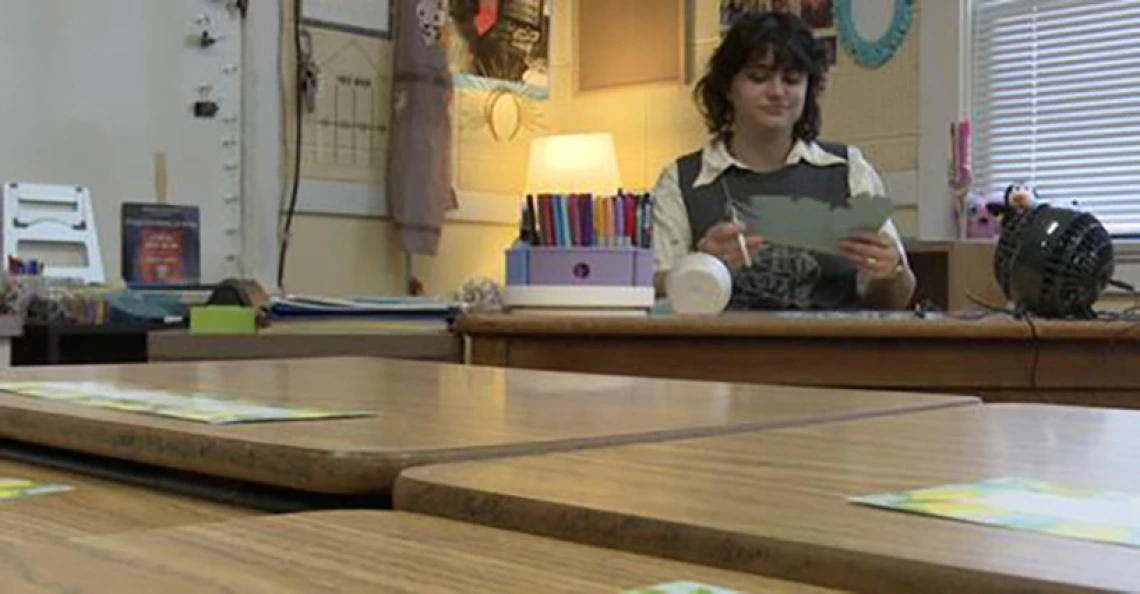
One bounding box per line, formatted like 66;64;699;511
1;511;837;593
0;358;975;494
458;312;1140;340
397;404;1140;593
0;457;247;547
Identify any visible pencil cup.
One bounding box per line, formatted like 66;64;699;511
507;246;654;287
502;246;656;315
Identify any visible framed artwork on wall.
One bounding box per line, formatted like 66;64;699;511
445;0;553;100
576;0;687;92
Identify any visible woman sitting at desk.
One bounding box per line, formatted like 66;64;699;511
652;12;915;311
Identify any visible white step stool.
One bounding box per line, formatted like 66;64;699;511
2;182;105;284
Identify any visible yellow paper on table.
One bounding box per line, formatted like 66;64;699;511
850;477;1140;547
623;583;740;594
0;477;73;500
0;381;373;426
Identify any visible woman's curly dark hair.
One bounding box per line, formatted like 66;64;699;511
695;12;828;141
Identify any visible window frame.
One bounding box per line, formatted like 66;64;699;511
961;0;1140;272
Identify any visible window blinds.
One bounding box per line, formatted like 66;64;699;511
972;0;1140;236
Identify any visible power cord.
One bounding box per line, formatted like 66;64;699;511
1107;278;1138;297
276;0;318;290
1019;306;1041;392
954;292;1042;391
957;280;1140;396
911;296;1007;321
1097;279;1140;340
1103;279;1140;321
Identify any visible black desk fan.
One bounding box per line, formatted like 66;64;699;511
993;204;1116;319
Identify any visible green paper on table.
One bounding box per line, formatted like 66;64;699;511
0;477;73;500
0;381;374;425
733;193;894;254
849;477;1140;547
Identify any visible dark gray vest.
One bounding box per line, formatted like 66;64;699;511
677;143;860;310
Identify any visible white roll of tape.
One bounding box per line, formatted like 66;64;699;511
666;253;732;315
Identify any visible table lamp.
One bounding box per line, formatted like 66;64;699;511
505;132;653;316
525;132;621;195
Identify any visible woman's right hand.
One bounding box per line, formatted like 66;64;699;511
696;221;765;272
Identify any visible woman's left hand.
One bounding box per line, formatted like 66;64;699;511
839;230;903;280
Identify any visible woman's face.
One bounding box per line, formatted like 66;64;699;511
727;52;807;137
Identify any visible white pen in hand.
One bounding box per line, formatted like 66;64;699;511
727;203;753;268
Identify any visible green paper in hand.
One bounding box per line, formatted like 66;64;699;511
733;192;894;254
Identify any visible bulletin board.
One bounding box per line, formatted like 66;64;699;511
288;1;395;217
576;0;687;92
291;26;392;187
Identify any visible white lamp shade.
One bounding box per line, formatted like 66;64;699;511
525;133;621;195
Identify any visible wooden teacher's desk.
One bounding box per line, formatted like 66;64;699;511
0;358;974;496
460;313;1140;407
0;511;835;593
398;404;1140;593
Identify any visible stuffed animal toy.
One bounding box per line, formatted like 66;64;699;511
963;192;1002;239
1005;182;1039;213
987;182;1040;223
415;0;448;47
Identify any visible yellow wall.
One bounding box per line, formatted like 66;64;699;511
286;0;922;297
284;214;518;296
818;3;921;235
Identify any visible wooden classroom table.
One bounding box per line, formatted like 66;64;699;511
460;312;1140;408
0;357;975;497
148;319;461;363
0;455;248;547
397;403;1140;593
0;511;837;593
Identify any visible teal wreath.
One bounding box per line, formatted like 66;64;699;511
834;0;913;69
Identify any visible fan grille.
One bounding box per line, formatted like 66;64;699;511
994;205;1114;318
